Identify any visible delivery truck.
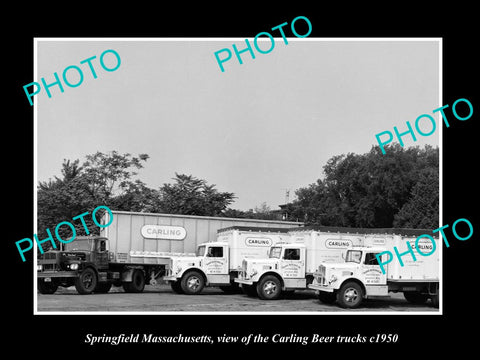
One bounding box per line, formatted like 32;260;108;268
308;230;439;308
37;210;301;295
234;226;385;300
163;226;291;295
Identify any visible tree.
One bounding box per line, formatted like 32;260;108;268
157;173;235;216
287;144;439;228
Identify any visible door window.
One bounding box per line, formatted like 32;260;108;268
207;246;223;257
283;248;300;260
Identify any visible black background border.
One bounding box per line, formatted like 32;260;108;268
6;4;478;354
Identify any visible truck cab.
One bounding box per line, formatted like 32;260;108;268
163;242;231;295
37;236;114;295
235;243;307;300
308;247;389;308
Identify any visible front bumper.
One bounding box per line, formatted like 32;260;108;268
308;283;335;292
234;279;254;286
37;271;78;278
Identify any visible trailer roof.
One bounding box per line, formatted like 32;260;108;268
288;225;438;237
217;226;293;233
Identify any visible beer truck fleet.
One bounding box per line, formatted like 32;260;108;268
37;211;439;309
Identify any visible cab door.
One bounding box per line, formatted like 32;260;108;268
204;245;229;275
93;239;109;270
280;247;305;279
363;252;387;285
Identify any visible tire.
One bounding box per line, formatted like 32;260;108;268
180;271;205;295
318;291;337;304
38;279;58;294
95;282;112;293
123;269;145;293
257;275;282;300
403;291;429;304
337;281;363;309
171;281;184;294
75;268;98;295
241;284;258;297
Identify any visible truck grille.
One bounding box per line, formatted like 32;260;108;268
316;265;326;285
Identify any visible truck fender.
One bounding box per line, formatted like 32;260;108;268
257;272;284;288
180;268;207;284
338;278;366;296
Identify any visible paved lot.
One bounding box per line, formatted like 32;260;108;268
36;284;438;313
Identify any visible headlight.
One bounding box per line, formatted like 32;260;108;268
176;265;182;273
250;269;258;277
37;264;42;271
70;263;79;270
329;274;337;284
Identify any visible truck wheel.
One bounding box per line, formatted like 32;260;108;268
75;268;98;295
95;283;112;293
337;281;363;308
181;271;205;295
257;275;282;300
241;284;258;297
38;279;58;294
403;291;428;304
318;291;337;304
123;270;145;293
170;281;184;294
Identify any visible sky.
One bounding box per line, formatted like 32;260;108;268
36;39;440;211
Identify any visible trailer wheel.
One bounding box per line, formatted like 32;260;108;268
318;291;337;304
38;279;58;294
241;284;258;297
257;275;282;300
337;281;363;308
170;281;184;294
403;291;428;305
75;268;98;295
180;271;205;295
95;283;112;293
123;270;145;293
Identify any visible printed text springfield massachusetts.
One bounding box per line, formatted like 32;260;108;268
85;333;399;346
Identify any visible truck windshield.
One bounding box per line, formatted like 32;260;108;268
345;250;362;264
65;239;93;251
197;246;206;257
269;247;282;259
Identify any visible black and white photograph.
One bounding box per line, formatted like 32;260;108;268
7;4;478;355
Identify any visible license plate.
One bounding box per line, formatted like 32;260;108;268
44;278;51;282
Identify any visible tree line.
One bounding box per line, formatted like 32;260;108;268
38;144;438;241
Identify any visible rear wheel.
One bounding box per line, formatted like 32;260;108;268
38;279;58;294
337;281;363;308
180;271;205;295
257;275;282;300
75;268;98;295
123;269;145;293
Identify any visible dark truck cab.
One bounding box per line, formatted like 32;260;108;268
37;236;116;294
